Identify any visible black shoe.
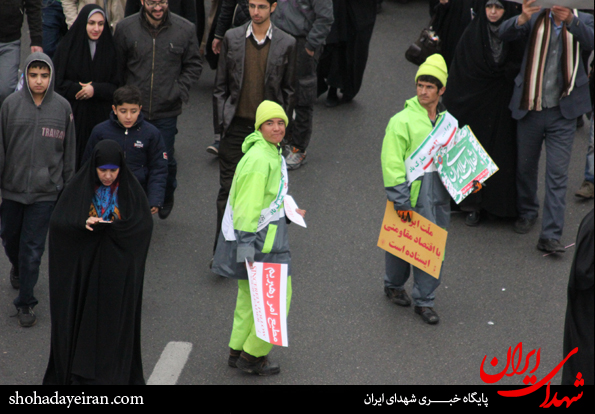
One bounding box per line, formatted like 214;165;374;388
384;286;411;307
465;211;480;227
414;306;439;324
159;196;174;219
236;351;280;376
537;238;565;253
10;266;19;290
341;93;354;104
514;217;537;234
228;348;241;368
325;88;339;108
15;307;37;328
206;141;219;155
577;116;584;128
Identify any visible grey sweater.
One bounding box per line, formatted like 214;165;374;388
0;52;76;204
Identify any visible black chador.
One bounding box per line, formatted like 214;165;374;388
53;4;120;170
43;141;153;385
562;209;594;386
442;0;523;219
317;0;377;102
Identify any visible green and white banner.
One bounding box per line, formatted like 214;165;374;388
433;126;499;204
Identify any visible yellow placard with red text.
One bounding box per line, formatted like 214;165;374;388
377;201;448;279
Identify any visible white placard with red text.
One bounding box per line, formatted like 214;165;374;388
245;261;289;347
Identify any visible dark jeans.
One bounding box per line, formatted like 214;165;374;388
1;199;55;309
42;0;67;59
146;116;178;201
213;117;255;252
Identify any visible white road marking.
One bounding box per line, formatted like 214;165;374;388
147;341;193;385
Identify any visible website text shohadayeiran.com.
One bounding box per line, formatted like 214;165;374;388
9;391;143;408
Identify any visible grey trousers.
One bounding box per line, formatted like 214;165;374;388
516;107;577;240
0;39;21;106
384;172;449;308
287;37;319;152
384;252;442;308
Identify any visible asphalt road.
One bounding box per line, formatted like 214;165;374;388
1;0;593;388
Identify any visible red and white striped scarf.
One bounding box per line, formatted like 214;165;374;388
520;9;580;111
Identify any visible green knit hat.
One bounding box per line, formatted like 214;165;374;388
415;54;448;87
255;100;289;131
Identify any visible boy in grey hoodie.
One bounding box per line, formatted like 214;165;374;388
0;52;76;327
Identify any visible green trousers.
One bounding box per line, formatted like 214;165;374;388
229;277;292;357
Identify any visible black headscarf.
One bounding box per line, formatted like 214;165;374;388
53;4;120;171
442;0;523;218
43;140;153;385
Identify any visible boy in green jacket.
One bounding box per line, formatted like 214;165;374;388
380;54;451;325
212;100;305;375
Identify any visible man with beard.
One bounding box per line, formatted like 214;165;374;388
114;0;202;219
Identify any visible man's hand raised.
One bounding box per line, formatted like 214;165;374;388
518;0;542;26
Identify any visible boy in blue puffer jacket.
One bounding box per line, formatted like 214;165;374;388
83;85;167;215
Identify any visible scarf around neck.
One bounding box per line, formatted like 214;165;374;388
92;183;120;221
521;9;580;111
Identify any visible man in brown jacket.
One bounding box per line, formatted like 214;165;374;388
211;0;295;256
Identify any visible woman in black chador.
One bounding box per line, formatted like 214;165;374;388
317;0;377;107
53;4;120;170
432;0;475;70
442;0;523;226
43;140;153;385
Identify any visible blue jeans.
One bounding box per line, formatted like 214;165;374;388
1;200;55;309
146;117;178;201
585;114;594;183
0;39;21;106
42;0;67;59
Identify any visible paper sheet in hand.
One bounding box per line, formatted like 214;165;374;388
508;0;593;10
377;202;447;279
245;260;289;347
284;195;306;228
405;111;458;184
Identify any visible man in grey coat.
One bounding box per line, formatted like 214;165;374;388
114;0;202;219
211;0;295;255
271;0;333;170
0;53;76;327
499;0;594;253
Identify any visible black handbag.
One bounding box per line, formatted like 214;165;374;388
405;16;441;66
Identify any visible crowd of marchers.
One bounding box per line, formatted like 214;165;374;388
0;0;592;385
